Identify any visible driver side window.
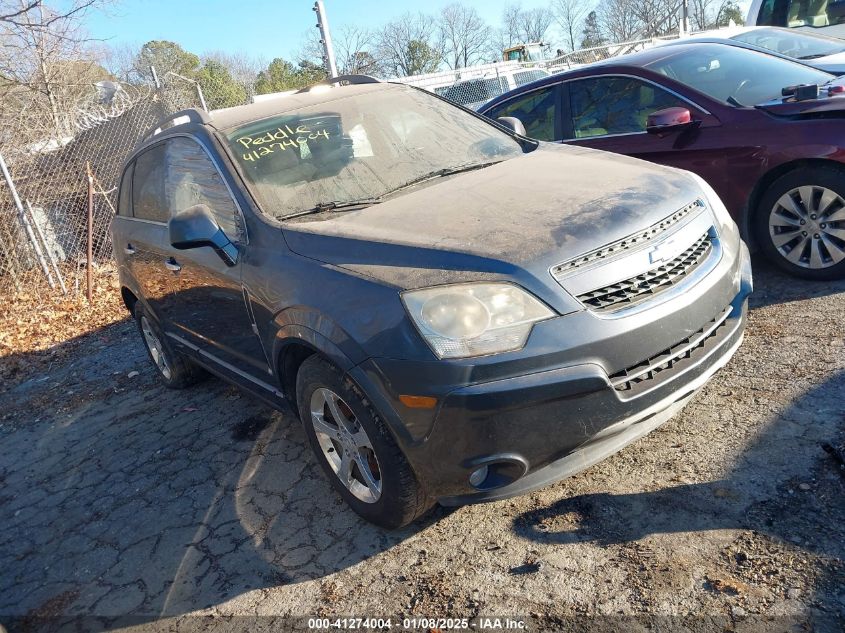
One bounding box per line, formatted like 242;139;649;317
164;138;243;242
568;77;686;139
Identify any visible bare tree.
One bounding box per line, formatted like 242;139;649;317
500;3;523;48
201;50;266;86
299;24;380;76
375;12;442;77
519;6;554;43
598;0;643;43
438;3;492;69
552;0;589;52
0;1;111;143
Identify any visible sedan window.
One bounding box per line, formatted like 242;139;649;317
733;27;845;60
568;77;685;138
485;87;557;141
646;43;832;105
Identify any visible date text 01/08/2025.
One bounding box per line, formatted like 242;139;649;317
306;617;527;630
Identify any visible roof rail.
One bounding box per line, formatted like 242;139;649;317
139;108;211;145
295;74;381;94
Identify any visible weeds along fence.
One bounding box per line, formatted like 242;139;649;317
0;71;254;307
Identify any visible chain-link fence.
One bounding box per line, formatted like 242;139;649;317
0;70;254;308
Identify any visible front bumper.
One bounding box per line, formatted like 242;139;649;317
349;241;752;503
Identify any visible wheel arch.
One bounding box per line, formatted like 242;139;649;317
121;286;138;314
746;158;845;250
273;327;357;414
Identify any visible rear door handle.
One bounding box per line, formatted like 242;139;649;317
124;243;136;255
164;257;182;272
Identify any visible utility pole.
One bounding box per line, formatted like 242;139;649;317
680;0;690;37
313;1;338;78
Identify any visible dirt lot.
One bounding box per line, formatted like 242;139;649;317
1;259;843;632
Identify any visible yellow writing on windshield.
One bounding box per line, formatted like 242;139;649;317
235;124;331;163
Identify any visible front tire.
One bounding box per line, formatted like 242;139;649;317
134;303;206;389
295;355;432;529
755;167;845;280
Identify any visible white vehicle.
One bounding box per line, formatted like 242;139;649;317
746;0;845;39
659;25;845;74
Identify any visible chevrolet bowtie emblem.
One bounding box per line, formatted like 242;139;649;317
648;239;676;264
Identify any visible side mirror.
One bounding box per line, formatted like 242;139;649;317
169;204;238;267
496;116;527;136
646;107;695;135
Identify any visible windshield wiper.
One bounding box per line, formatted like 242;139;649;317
798;53;829;60
280;197;382;220
727;95;744;107
382;161;501;197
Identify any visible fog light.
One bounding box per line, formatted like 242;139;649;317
469;465;489;488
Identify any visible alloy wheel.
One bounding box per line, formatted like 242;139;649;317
769;185;845;269
140;315;173;380
309;387;382;503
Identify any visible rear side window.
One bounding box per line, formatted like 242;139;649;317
132;144;168;222
164;138;242;240
568;77;684;138
118;163;133;217
486;87;558;141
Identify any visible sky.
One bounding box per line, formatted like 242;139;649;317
82;0;552;62
82;0;754;63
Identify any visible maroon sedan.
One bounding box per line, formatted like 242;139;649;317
481;42;845;279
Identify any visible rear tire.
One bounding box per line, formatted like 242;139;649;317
295;355;432;529
754;166;845;280
134;303;206;389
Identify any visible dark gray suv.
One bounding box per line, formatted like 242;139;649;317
112;78;752;528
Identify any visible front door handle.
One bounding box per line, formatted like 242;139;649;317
164;257;182;272
124;243;136;255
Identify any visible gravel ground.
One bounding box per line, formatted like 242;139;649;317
0;259;843;632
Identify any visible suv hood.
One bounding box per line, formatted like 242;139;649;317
282;144;702;291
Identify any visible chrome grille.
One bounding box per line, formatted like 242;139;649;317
576;231;713;312
552;199;705;277
610;307;733;394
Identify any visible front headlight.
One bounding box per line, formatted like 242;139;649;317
402;282;555;359
687;172;734;233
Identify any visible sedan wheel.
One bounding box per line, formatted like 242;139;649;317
768;185;845;270
309;387;382;503
757;167;845;280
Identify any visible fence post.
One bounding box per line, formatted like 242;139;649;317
86;161;94;304
195;82;209;112
0;151;55;290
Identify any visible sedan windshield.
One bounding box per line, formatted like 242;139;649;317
224;85;524;219
646;43;834;106
732;27;845;60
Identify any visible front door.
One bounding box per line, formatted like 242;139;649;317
146;136;270;378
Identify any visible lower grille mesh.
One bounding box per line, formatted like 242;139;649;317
577;232;713;312
610;307;733;394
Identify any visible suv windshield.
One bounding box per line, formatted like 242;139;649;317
732;27;845;60
224;85;524;219
647;43;833;105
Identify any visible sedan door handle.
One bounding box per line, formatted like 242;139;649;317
164;257;182;272
124;243;136;255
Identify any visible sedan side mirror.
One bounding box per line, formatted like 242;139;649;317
646;107;695;136
496;116;527;136
169;204;238;267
